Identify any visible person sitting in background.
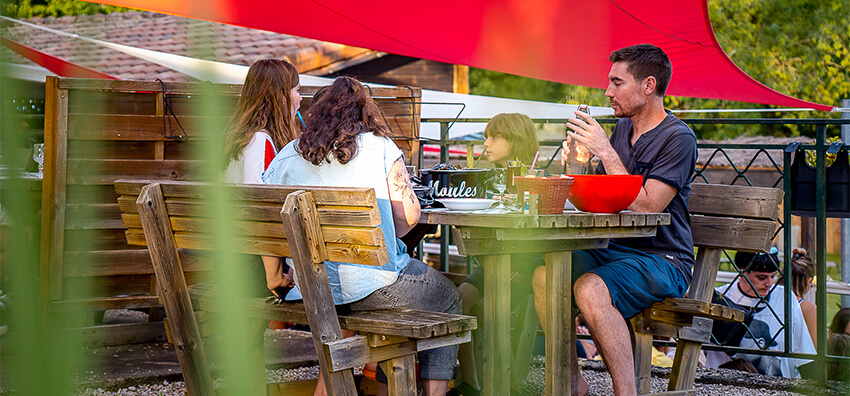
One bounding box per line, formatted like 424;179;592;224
706;248;815;377
830;307;850;336
222;58;302;299
263;76;461;396
453;113;540;395
827;333;850;382
777;248;817;348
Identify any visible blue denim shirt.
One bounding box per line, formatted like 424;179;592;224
263;133;411;304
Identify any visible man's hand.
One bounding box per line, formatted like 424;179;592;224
561;110;616;165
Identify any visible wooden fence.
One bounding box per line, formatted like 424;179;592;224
40;76;421;345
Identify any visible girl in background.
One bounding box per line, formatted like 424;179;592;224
778;248;817;348
454;113;540;395
222;58;301;297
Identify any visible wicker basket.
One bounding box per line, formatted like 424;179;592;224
513;176;574;214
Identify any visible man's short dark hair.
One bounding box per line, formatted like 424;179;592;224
734;249;780;273
609;44;672;97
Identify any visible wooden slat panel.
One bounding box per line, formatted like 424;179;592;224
60;78;243;94
67;184;120;204
649;298;745;322
170;233;387;266
72;321;168;347
63;249;213;277
51;295;161;312
66;228;137;251
62;274;157;299
65;203;123;230
59;78;419;99
124;214;385;249
68;114;227;141
68;141;163;160
689;184;783;220
149;199;379;227
68;90;157;115
115;180;378;207
690;215;776;252
67;159;203;185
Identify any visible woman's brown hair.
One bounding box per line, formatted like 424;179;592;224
779;247;815;298
223;58;300;168
298;76;391;165
484;113;539;164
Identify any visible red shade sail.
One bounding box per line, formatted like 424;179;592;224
1;37;118;79
86;0;832;111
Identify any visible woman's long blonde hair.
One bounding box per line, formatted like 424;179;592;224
223;58;300;167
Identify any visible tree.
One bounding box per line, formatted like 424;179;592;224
470;0;850;139
2;0;127;19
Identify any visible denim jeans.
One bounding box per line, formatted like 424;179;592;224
349;258;462;381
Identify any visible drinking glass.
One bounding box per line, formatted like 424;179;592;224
33;143;44;176
488;169;511;213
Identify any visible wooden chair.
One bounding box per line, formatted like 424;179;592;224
630;183;783;395
115;180;476;396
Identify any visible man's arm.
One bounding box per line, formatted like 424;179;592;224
562;111;677;213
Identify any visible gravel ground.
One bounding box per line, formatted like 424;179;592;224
74;354;850;396
63;311;850;396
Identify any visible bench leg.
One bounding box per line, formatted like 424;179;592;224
379;354;417;396
668;341;702;391
630;317;653;395
512;294;539;388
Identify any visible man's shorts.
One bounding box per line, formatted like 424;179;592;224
573;242;688;319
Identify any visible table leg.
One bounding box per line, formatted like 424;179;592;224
543;251;571;396
480;254;511;396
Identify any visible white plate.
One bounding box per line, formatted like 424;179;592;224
438;198;496;211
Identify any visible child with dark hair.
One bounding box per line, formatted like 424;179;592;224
705;247;815;377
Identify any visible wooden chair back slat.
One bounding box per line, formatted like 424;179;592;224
689;183;783;220
690;215;776;253
117;180;390;268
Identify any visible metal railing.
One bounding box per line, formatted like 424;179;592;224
419;117;850;383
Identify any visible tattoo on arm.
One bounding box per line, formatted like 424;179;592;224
391;161;416;203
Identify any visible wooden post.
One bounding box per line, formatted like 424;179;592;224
136;184;215;396
668;248;722;391
379;355;417;396
630;315;653;394
480;254;511;396
544;251;571;396
281;191;356;396
41;76;69;305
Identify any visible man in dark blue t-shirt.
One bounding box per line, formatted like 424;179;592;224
532;44;697;395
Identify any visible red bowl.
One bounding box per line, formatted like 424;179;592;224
567;174;643;213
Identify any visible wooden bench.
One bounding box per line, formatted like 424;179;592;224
631;183;783;395
115;180;477;396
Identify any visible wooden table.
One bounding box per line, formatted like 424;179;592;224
419;209;670;396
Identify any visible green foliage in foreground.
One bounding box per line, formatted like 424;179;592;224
470;0;850;140
1;0;128;19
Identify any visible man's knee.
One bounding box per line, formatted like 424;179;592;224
574;273;608;308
